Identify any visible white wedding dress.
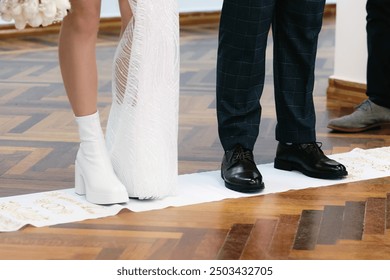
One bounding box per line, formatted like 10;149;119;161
0;0;180;200
105;0;180;199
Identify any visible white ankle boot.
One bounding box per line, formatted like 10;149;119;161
74;111;129;204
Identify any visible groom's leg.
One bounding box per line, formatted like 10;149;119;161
217;0;275;151
272;0;325;143
217;0;274;193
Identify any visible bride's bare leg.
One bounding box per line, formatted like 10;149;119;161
58;0;129;204
119;0;133;37
58;0;101;117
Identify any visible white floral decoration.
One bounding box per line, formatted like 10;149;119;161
0;0;71;30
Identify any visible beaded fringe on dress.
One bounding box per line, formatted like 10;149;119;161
106;0;180;199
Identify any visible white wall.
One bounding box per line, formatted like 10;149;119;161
101;0;224;16
332;0;367;84
1;0;337;24
0;0;224;25
100;0;223;17
101;0;335;16
102;0;336;14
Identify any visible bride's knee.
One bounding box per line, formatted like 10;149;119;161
64;1;101;36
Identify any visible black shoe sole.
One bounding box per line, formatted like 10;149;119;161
274;158;348;180
224;181;265;193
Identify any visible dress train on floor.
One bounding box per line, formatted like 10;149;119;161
106;0;180;199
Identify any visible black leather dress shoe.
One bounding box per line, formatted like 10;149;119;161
221;145;265;193
274;142;348;179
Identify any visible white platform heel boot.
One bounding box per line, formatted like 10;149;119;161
74;111;129;204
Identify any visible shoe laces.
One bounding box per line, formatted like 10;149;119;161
299;142;324;154
232;147;253;161
355;99;372;111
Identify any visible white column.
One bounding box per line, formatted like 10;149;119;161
332;0;367;84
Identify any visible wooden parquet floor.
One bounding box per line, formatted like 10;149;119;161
0;16;390;260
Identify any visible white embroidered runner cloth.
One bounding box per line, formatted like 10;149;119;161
1;147;389;232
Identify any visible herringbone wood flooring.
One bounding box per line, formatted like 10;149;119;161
0;16;390;260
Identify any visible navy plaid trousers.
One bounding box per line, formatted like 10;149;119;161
216;0;325;151
366;0;390;109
